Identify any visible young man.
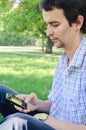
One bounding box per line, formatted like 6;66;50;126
0;0;86;130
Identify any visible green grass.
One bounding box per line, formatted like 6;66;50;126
0;52;58;100
0;52;59;120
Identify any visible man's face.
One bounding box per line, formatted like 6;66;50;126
43;8;78;49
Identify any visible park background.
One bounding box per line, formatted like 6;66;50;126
0;0;63;119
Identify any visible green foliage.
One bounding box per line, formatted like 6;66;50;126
0;0;12;12
0;0;47;46
1;0;44;38
0;31;35;46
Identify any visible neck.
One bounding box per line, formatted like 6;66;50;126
64;33;83;65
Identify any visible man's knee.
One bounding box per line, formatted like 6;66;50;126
0;113;55;130
0;113;28;130
0;84;7;91
0;84;7;101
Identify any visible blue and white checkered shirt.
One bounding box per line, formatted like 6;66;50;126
48;37;86;124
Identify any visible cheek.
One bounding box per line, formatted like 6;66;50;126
59;26;75;38
55;25;68;35
54;27;68;38
56;26;75;43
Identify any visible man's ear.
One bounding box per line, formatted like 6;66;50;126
75;15;84;30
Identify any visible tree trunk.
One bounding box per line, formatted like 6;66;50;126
41;35;45;52
39;28;54;54
45;36;54;54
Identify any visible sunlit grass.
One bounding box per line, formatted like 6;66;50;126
0;52;58;99
0;52;59;120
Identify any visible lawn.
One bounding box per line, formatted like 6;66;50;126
0;50;62;120
0;52;58;100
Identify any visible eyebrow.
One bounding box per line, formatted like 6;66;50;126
46;21;59;25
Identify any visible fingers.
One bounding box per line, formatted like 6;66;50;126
24;93;37;103
14;93;38;113
14;105;30;113
14;101;37;113
16;94;27;100
14;94;31;113
24;93;38;111
27;102;38;111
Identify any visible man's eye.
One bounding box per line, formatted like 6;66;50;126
52;24;59;27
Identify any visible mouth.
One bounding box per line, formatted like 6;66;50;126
50;38;57;43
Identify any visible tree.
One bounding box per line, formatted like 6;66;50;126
1;0;54;53
9;0;23;11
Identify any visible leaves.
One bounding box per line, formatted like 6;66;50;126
0;0;45;38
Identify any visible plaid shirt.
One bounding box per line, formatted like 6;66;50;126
48;37;86;124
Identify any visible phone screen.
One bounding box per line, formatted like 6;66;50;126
6;93;27;109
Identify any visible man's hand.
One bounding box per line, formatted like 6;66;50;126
14;93;40;113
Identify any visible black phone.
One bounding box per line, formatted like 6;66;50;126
6;93;27;109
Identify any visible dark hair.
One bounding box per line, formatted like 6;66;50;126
40;0;86;33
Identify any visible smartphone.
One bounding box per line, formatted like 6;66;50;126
6;93;27;109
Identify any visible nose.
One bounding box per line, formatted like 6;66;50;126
46;26;54;36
